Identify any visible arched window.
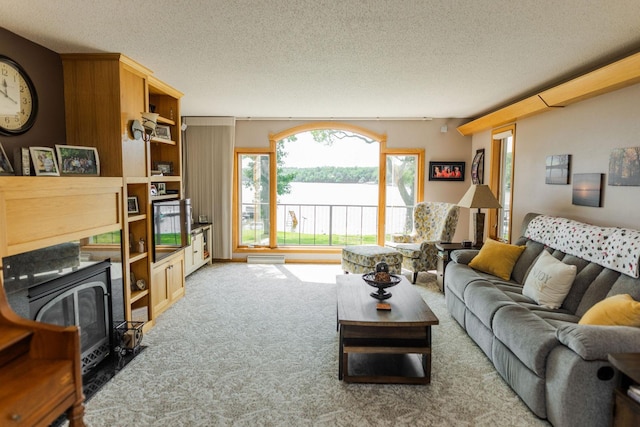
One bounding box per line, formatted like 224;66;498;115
235;122;423;251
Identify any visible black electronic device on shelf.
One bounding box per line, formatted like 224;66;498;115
151;198;192;262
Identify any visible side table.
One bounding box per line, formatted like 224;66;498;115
608;353;640;426
435;243;466;293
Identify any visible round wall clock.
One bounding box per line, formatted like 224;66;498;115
0;55;38;136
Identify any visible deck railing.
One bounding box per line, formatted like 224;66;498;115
240;203;414;246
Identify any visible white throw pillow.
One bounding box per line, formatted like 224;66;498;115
522;250;577;309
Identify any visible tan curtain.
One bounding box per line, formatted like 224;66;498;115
183;117;235;259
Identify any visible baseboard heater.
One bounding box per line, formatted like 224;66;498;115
246;255;285;264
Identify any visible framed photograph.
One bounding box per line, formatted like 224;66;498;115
572;173;604;207
546;154;571;185
19;147;30;175
428;161;465;181
157;182;167;195
55;145;100;176
471;149;484;184
155;125;171;141
127;196;139;214
608;146;640;186
0;142;15;175
29;146;60;176
154;161;173;175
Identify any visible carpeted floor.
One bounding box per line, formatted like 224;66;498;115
79;263;549;426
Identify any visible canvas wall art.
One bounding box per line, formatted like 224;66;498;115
545;154;571;184
608;146;640;186
572;173;604;207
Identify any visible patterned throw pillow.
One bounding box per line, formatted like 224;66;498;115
468;238;525;281
522;250;577;309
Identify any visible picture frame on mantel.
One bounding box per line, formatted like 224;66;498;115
428;161;465;181
29;146;60;176
0;142;15;175
55;144;100;176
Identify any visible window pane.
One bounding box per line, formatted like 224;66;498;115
276;131;379;246
385;155;417;241
239;154;270;246
498;137;513;241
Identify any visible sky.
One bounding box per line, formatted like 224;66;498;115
280;131;379;168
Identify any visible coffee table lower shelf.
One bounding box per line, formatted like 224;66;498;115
339;335;432;384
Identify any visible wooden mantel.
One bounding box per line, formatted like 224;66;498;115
0;177;123;260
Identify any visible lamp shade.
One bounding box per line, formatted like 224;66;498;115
457;185;502;209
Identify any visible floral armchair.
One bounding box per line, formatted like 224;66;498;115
388;201;460;283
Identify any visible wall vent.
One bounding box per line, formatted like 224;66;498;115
246;255;285;264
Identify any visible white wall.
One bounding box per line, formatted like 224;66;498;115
235;118;473;243
472;82;640;237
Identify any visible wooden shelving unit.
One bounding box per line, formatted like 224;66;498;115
62;53;185;331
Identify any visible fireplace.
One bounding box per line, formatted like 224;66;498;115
28;261;113;375
1;239;136;402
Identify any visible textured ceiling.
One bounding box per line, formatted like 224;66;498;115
2;1;640;119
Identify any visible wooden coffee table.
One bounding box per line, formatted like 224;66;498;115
336;274;439;384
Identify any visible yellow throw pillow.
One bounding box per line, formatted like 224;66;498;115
579;294;640;327
468;238;526;281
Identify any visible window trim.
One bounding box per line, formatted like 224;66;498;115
488;124;516;243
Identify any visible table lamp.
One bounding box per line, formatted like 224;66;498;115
457;184;502;247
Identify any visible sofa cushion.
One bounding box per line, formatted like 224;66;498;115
468;239;525;281
449;249;479;265
578;294;640;327
523;250;577;309
464;281;518;330
511;239;545;284
556;323;640;360
492;304;559;376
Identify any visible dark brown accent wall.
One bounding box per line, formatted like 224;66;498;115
0;27;66;170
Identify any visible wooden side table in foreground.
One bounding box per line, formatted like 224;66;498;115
336;274;439;384
608;353;640;426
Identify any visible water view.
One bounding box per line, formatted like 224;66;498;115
243;182;411;240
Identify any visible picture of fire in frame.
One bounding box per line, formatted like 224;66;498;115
428;161;465;181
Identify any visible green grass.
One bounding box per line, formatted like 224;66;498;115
241;229;377;246
92;231;121;244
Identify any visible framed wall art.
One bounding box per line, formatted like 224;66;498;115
55;145;100;176
155;125;171;141
572;173;604;207
17;147;30;175
157;182;167;195
154;161;173;175
429;161;465;181
0;142;15;175
127;196;139;214
545;154;571;185
471;149;484;184
29;146;60;176
608;146;640;186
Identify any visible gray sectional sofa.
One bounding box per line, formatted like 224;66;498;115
444;213;640;427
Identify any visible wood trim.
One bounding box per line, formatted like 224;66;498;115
377;141;387;245
458;95;549;136
269;139;278;248
488;125;516;242
539;52;640;107
148;75;184;99
457;51;640;136
269;122;386;144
